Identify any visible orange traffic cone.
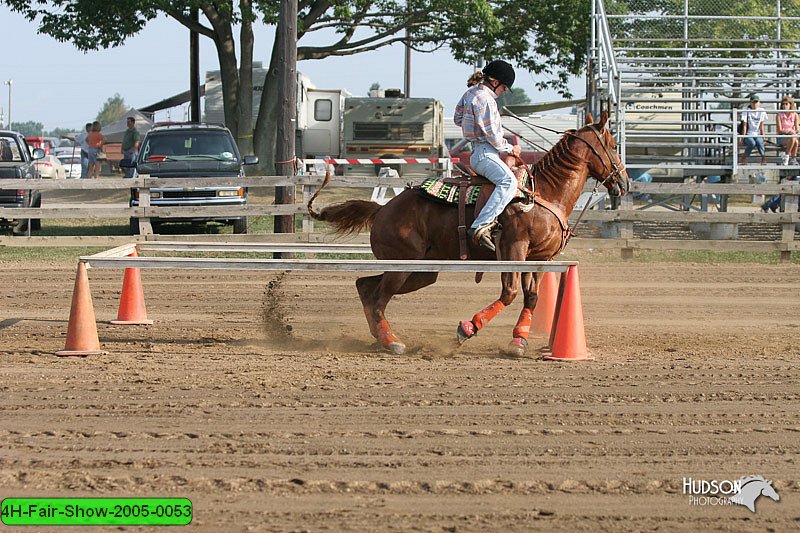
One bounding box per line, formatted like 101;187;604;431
544;265;593;361
530;271;559;337
56;262;104;356
110;248;153;325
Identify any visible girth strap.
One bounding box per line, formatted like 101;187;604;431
532;193;572;258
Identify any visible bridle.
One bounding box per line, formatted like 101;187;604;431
563;125;627;190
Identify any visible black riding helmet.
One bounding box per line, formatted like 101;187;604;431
482;60;515;91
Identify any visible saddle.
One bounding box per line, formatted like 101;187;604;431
422;160;529;259
419;159;571;261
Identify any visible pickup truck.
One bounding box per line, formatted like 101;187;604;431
122;123;258;234
0;131;44;235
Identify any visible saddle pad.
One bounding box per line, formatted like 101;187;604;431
419;178;482;205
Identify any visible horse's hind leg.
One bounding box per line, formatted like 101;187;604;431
356;274;383;339
506;272;538;356
357;271;424;355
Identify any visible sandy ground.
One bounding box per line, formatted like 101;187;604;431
1;252;799;532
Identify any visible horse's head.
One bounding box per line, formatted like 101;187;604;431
760;480;780;502
580;112;630;198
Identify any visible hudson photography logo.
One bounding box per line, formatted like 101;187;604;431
683;475;780;512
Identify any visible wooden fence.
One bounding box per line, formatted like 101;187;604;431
0;175;797;259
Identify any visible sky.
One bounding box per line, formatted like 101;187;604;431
0;7;583;133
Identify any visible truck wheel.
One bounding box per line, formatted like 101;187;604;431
11;219;29;236
232;217;248;234
31;195;42;231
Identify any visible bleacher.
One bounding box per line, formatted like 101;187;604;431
589;0;800;183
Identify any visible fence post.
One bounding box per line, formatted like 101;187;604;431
137;183;154;235
780;187;798;262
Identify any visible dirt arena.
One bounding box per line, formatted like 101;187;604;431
1;251;798;532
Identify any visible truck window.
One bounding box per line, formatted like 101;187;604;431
314;99;333;121
353;122;425;141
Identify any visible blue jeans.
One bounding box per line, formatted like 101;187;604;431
80;150;89;178
743;136;765;157
122;149;138;178
470;142;518;229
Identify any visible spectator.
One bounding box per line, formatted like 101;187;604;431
628;168;653;202
121;116;140;177
86;120;104;178
740;93;767;165
0;139;13;161
761;174;799;213
776;94;799;166
74;122;92;178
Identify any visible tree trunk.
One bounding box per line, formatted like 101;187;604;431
253;36;281;176
203;6;240;139
235;0;254;156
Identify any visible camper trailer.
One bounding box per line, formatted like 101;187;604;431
205;68;445;178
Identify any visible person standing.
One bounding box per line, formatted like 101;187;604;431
121;116;140;178
453;59;522;252
740;94;768;165
75;122;92;178
775;94;799;165
86;121;105;178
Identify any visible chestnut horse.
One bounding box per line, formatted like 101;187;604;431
307;113;629;355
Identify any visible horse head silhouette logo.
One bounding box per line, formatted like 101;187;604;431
731;475;780;513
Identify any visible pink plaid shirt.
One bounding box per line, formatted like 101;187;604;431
454;84;512;153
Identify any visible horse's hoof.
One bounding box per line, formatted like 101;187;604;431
505;337;528;357
384;341;406;355
456;320;477;345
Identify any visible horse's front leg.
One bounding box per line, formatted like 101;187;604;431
457;240;527;345
505;272;538;356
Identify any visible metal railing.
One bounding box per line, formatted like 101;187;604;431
591;0;800;175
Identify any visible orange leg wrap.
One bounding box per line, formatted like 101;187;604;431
513;308;533;339
471;300;506;331
375;319;400;345
363;305;378;338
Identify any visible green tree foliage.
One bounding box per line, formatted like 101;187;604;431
95;93;128;126
47;127;77;138
497;87;532;108
1;1;590;171
9;120;45;137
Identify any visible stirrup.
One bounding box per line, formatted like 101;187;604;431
468;223;497;252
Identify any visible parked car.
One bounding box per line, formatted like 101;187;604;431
25;136;57;156
54;140;81;158
121;123;258;234
0;131;43;234
57;154;82;178
34;153;66;179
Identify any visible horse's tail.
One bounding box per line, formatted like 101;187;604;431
306;168;381;234
311;200;382;235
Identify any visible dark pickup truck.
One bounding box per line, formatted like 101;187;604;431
122;123;258;234
0;131;44;235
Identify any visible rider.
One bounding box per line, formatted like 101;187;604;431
454;59;523;252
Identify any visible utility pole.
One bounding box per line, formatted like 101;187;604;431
404;29;411;97
4;80;12;129
274;0;297;237
189;9;201;123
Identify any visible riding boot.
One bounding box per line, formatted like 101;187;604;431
468;222;497;252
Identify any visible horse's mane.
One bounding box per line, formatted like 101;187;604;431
739;475;770;486
530;124;595;190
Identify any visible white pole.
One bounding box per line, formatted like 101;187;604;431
4;80;12;128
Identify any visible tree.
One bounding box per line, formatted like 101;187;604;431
96;93;128;126
2;1;590;173
48;127;78;138
10;121;45;137
497;87;532;108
